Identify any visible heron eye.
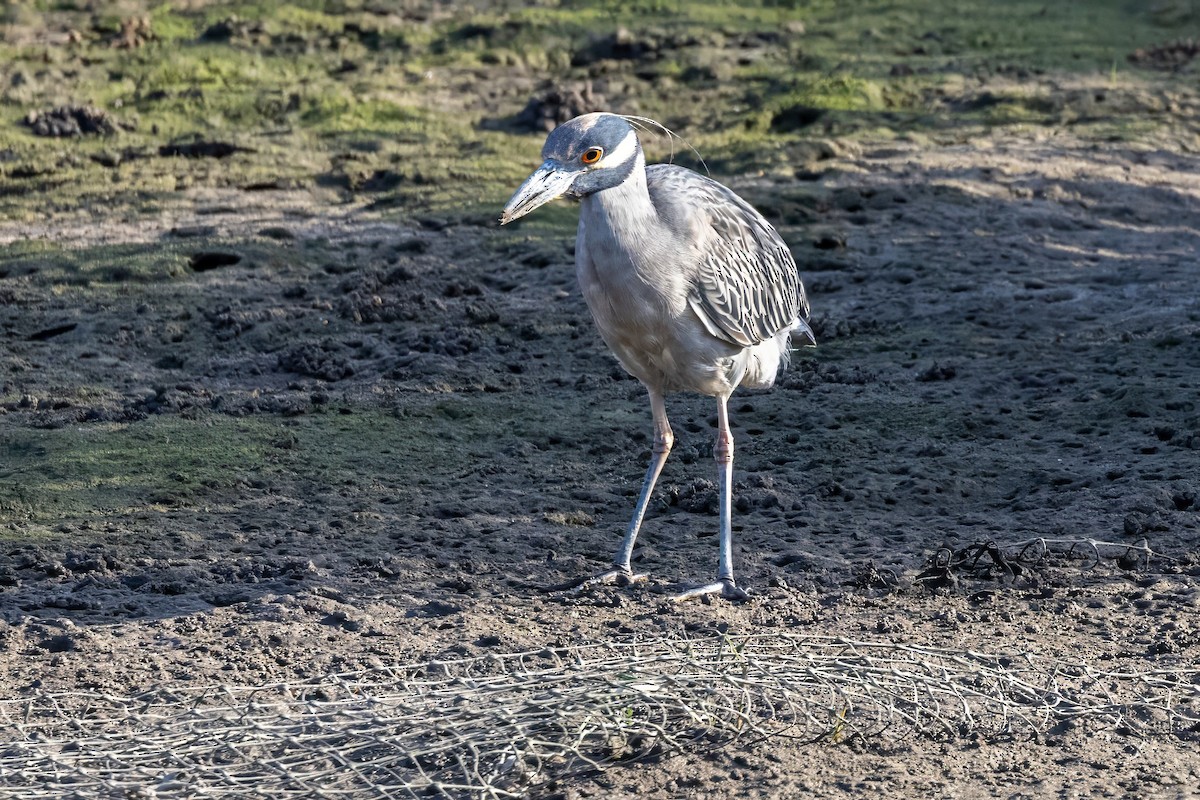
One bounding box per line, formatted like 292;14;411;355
581;147;603;165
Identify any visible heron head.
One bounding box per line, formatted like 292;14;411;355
500;113;641;225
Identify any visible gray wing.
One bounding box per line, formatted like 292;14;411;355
647;164;809;348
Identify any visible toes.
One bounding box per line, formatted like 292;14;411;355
544;568;646;594
672;579;750;602
722;583;751;601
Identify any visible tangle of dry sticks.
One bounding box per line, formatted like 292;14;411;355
1;634;1197;798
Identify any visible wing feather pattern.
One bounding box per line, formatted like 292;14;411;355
647;165;810;348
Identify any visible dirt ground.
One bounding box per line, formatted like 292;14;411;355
3;6;1200;799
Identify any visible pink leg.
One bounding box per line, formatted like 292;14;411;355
611;389;673;574
674;394;749;601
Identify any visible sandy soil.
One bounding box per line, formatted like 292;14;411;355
3;89;1200;797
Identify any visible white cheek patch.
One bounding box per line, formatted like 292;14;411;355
595;130;638;170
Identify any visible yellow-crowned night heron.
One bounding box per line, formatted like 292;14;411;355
501;112;814;600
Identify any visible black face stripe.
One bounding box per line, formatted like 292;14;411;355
568;142;639;197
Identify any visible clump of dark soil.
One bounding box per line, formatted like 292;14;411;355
199;16;268;45
506;82;608;133
23;105;122;137
111;16;155;49
771;104;826;132
277;341;355;382
189;251;243;272
572;27;669;66
1128;39;1199;71
160;140;254;159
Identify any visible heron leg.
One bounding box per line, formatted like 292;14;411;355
673;393;749;601
569;389;672;591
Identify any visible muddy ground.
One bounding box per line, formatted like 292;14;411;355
2;3;1200;798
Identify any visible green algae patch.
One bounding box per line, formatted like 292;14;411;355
0;238;307;289
2;242;192;286
0;415;284;529
0;396;567;537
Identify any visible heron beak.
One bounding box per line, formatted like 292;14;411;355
500;161;579;225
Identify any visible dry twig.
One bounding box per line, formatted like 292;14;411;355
1;634;1196;798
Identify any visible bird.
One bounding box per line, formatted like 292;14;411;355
500;112;813;600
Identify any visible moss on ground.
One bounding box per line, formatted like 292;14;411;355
0;393;598;536
1;416;280;525
0;0;1187;222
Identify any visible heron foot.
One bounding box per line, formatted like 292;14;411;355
671;578;750;602
543;567;647;594
577;567;647;592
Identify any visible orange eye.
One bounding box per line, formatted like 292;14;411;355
581;147;603;165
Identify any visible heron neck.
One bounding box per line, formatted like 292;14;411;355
582;153;657;238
